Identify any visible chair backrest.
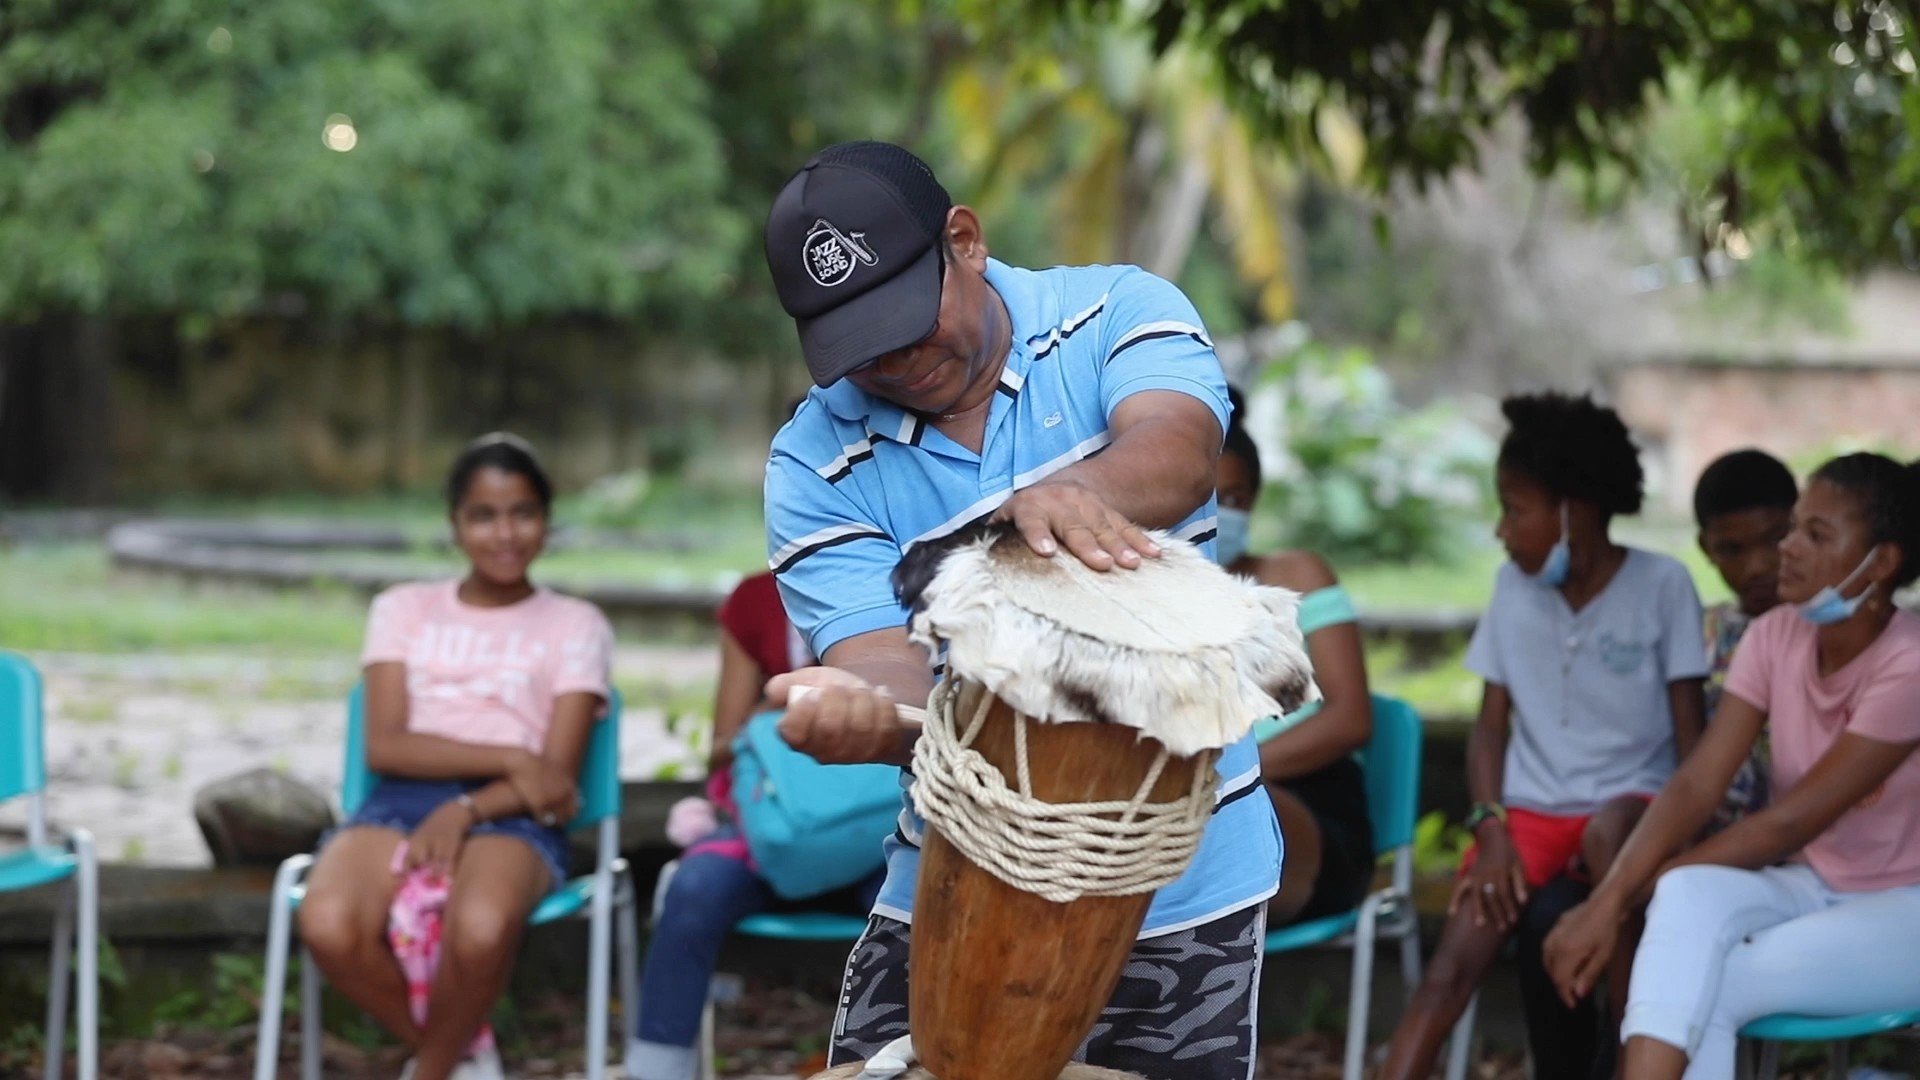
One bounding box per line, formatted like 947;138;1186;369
0;650;47;805
340;684;624;830
1356;693;1423;857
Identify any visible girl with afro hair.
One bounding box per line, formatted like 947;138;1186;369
1378;392;1710;1079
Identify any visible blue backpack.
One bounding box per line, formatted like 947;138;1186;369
730;710;902;901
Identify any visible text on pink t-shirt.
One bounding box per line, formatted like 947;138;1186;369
361;580;614;755
1724;606;1920;892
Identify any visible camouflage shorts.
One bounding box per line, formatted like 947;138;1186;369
827;904;1266;1080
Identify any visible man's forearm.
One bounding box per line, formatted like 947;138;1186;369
1044;418;1216;529
835;654;934;767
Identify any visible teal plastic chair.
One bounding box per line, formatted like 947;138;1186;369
1741;1008;1920;1079
1262;694;1425;1080
254;685;639;1080
1;651;98;1080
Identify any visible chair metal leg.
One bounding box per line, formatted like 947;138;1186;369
1756;1039;1781;1080
698;999;717;1080
299;944;322;1080
72;830;98;1080
256;855;310;1080
1445;991;1478;1080
1343;898;1381;1080
586;867;614;1080
1828;1038;1849;1080
1398;916;1423;1001
615;866;641;1062
43;879;73;1080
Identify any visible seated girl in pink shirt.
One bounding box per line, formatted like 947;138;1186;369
299;434;614;1080
1545;452;1920;1080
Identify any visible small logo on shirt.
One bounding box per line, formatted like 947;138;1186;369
1042;411;1064;428
1598;633;1649;675
803;219;877;287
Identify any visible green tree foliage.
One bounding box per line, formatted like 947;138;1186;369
0;0;761;326
1041;0;1920;269
1250;341;1495;564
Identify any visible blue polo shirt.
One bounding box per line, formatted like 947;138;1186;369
765;259;1282;937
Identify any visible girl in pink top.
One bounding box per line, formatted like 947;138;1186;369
299;435;614;1080
1545;452;1920;1079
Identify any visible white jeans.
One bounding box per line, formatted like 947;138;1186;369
1622;863;1920;1079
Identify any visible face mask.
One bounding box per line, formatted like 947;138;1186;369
1797;546;1881;626
1214;507;1251;567
1531;503;1571;587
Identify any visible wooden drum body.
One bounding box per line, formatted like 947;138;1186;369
910;682;1205;1080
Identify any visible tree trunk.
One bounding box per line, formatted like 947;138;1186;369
0;323;42;498
4;316;121;502
62;315;118;501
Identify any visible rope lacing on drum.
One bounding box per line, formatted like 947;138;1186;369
907;679;1218;904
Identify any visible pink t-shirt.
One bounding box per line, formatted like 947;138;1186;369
361;580;614;754
1725;606;1920;892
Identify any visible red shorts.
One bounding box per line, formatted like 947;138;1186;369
1458;800;1651;889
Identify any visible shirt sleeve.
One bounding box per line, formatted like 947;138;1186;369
553;604;614;700
1723;609;1781;713
765;440;908;659
360;585;418;666
1097;268;1230;436
1296;585;1358;635
1658;560;1711;681
1463;571;1509;686
1845;655;1920;744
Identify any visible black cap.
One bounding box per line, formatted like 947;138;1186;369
764;141;953;386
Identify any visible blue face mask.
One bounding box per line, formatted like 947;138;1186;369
1797;546;1880;626
1214;507;1251;567
1531;503;1571;587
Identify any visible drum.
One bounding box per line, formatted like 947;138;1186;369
813;523;1314;1080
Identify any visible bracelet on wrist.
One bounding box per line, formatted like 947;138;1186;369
1463;801;1508;833
455;793;481;823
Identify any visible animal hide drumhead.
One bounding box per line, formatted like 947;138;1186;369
896;523;1317;757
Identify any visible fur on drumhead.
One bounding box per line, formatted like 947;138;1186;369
891;520;1318;757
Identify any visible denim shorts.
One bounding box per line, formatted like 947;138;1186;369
333;778;570;889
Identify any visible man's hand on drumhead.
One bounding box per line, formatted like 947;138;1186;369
993;479;1161;571
766;667;906;764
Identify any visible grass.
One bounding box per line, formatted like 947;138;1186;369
1;530;1734;646
0;544;368;655
1340;521;1734;614
1368;639;1480;720
0;503;1741;727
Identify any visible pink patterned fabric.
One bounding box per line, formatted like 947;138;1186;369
388;843;495;1055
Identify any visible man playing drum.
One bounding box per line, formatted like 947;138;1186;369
760;140;1282;1080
